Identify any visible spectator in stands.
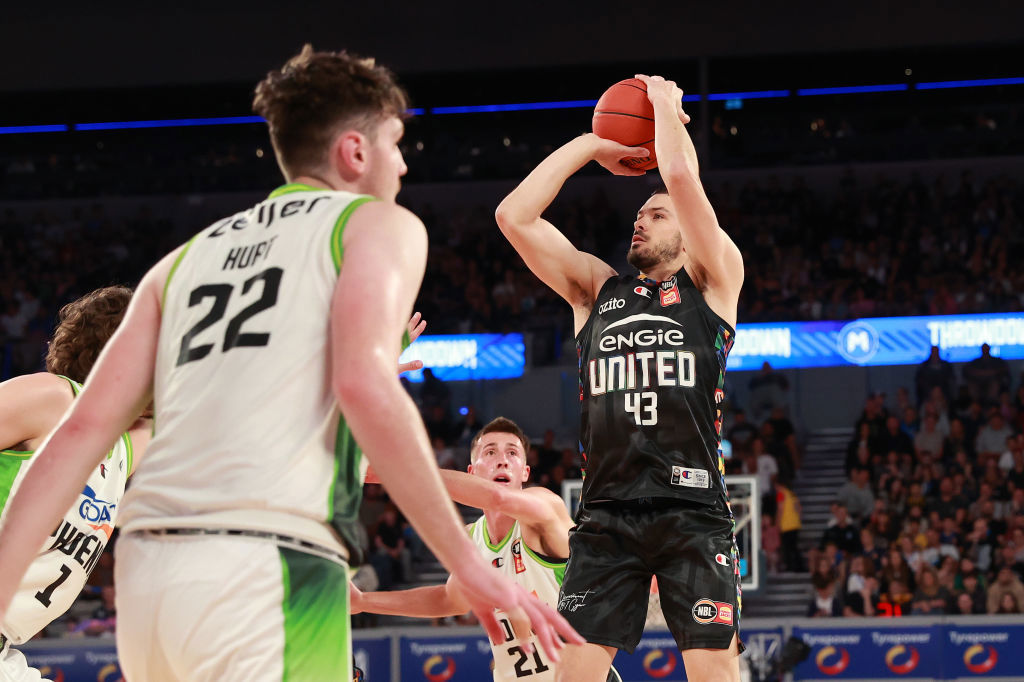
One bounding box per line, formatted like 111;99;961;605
534;428;561;479
748;362;789;422
726;408;759;453
914;412;945;461
986;565;1024;613
370;506;412;590
846;423;876;475
996;592;1022;614
963;517;997;573
859;527;886;572
754;437;779;513
878;415;913;459
877;579;914;616
963;344;1010;407
956;569;987;614
775;478;804;572
998;433;1021;473
856;393;889;443
807;573;843;618
451;405;484;449
915;346;955;405
944;418;975;462
836;467;875;522
821;503;863;556
928;477;969;519
911;566;949;615
559;447;582;480
882;545;916;593
976;410;1015;462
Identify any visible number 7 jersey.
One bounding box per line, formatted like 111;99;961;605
119;185;376;562
576;270;735;505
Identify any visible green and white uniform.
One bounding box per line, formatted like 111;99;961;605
0;377;132;681
116;184;375;682
469;516;565;682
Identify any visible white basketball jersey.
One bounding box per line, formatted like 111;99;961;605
0;378;132;644
469;516;565;682
119;185;378;560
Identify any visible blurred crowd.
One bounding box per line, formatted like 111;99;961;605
4;168;1021;377
804;346;1024;617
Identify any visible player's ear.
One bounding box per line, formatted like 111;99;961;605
521;465;530;483
335;130;367;179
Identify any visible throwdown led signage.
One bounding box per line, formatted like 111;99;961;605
727;313;1024;370
399;333;526;382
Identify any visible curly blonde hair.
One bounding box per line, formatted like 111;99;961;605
45;286;132;382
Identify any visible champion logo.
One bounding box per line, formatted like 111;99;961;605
716;553;730;567
633;285;652;299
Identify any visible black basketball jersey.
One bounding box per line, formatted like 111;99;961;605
576;269;735;505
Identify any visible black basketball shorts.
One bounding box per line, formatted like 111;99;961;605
557;497;742;654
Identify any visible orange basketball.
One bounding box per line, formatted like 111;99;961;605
592;78;657;170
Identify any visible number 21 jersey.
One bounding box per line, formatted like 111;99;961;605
576;270;735;505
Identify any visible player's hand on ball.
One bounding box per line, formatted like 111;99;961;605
397;312;427;374
634;74;691;124
588;134;650;177
451;569;584;663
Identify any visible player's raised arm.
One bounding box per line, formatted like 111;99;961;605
330;201;582;659
636;74;744;321
495;134;644;321
439;469;572;536
0;254;170;619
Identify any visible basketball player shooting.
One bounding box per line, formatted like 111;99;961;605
495;74;745;682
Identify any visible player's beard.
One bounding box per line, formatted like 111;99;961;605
626;231;683;272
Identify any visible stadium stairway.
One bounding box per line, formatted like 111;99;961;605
742;427;853;619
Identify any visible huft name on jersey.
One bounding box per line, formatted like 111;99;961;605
223;235;278;271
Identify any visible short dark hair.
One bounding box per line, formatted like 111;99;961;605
46;286;133;382
470;417;530;463
649;183;669;198
252;44;409;179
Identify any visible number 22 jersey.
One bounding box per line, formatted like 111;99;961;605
119;185;377;563
576;270;735;505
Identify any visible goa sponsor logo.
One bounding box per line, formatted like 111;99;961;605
79;485;116;524
816;646;850;675
642;649;677;679
422;654;456;682
836;321;879;364
598;315;685;352
963;644;998;674
884;645;919;674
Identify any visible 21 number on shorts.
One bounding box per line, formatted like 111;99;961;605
177;267;284;366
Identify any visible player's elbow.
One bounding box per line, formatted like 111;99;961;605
661;165;701;191
494;201;525;235
332;361;390;414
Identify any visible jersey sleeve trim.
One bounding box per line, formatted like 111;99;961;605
121;432;134;478
162;233;201;309
330;196;378;274
0;450;33;458
268;182;325;199
521;542;567;569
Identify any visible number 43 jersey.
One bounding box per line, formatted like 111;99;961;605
120;185;376;562
576;270;735;506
